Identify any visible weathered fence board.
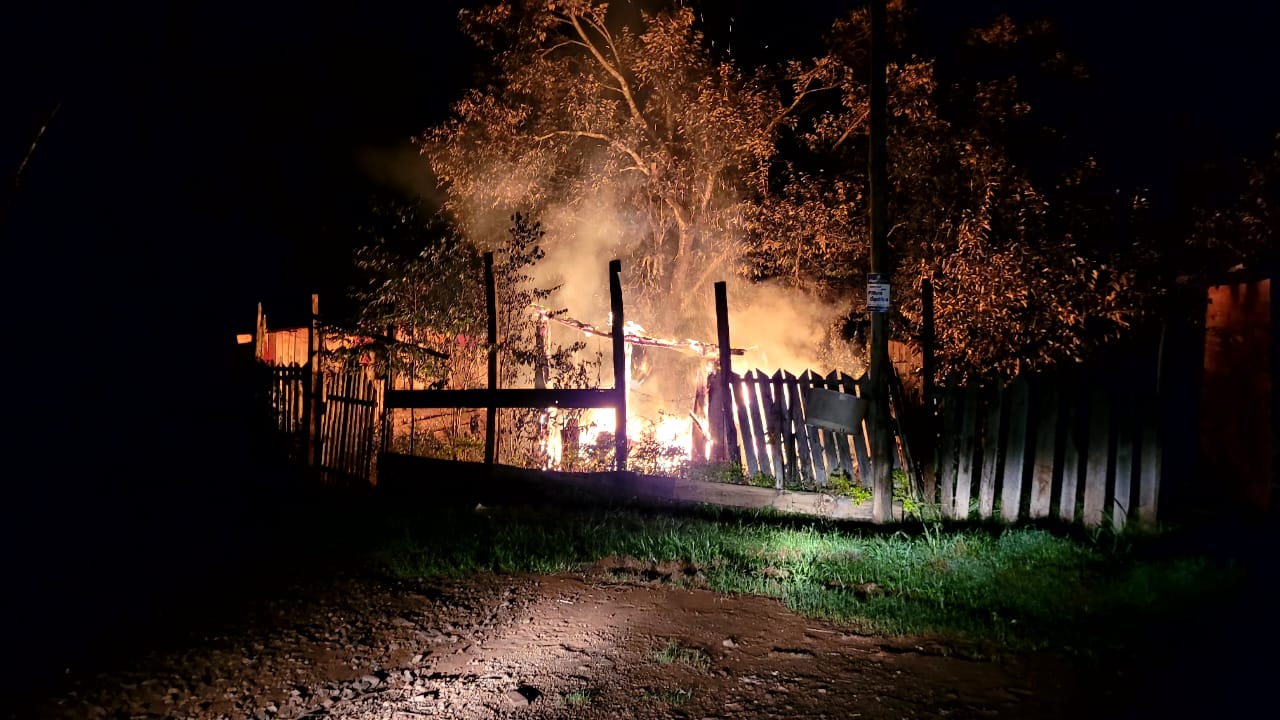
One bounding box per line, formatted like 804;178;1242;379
1137;405;1161;527
797;373;829;485
977;382;1003;518
939;389;960;519
731;378;759;478
785;372;816;485
824;368;844;476
936;372;1162;528
1111;393;1135;531
743;377;771;485
1001;378;1031;522
847;374;873;484
954;385;980;519
1082;388;1110;527
1059;381;1084;523
758;374;785;485
1029;381;1058;519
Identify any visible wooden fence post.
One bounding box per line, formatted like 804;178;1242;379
484;252;498;466
255;302;265;362
714;282;737;467
609;259;627;471
309;293;323;476
382;324;394;455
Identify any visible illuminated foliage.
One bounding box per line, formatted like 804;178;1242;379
420;0;817;330
748;3;1156;382
1186;133;1278;276
418;1;1171;384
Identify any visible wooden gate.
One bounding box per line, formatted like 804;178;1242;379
317;371;381;487
261;363;308;463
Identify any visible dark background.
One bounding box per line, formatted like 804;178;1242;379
2;0;1276;699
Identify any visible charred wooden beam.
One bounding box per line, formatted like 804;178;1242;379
386;388;620;410
530;304;746;357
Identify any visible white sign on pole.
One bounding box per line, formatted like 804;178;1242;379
867;273;890;313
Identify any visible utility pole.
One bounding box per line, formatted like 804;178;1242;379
868;0;894;523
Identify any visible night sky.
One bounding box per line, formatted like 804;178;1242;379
2;0;1276;693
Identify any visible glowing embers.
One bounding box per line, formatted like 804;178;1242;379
541;407;694;474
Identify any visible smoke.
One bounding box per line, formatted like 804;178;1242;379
726;280;863;377
356;141;445;207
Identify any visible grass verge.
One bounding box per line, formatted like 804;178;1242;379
331;493;1252;658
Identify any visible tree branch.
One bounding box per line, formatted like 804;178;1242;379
533;130;650;176
566;12;648;131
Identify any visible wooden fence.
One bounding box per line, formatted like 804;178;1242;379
265;364;306;435
936;373;1161;530
258;363;381;486
712;369;877;490
318;371;381;487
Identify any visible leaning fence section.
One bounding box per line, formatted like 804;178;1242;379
935;374;1161;530
712;369;875;490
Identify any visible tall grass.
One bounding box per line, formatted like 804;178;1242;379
345;496;1247;657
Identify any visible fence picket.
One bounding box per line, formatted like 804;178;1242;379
1082;388;1111;526
939;388;961;519
798;371;828;486
1111;392;1136;532
1137;402;1161;528
731;372;759;478
848;375;873;487
1029;380;1059;519
757;372;786;484
829;371;855;476
1058;381;1084;523
954;385;980;519
1001;377;1031;522
744;372;773;486
977;382;1004;519
784;372;815;485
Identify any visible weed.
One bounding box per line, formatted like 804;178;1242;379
654;639;711;669
826;469;873;504
560;689;594;707
643;687;693;706
688;461;745;485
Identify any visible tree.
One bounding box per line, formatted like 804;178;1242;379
348;199;595;465
417;0;1166;385
419;0;822;333
1185;132;1278;277
747;3;1157;382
